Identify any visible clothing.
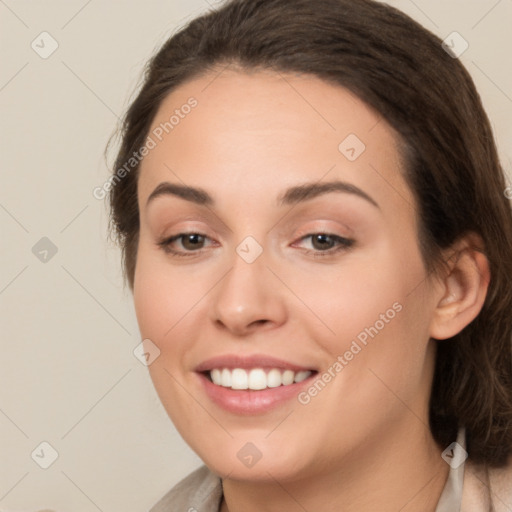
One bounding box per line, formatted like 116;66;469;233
149;429;512;511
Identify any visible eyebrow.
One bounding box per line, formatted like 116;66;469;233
278;181;379;209
146;182;213;208
145;180;379;209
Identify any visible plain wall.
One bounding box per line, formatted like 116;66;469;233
1;0;511;510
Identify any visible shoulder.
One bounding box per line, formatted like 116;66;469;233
149;465;223;512
462;456;512;512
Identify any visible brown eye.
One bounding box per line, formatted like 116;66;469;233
311;234;336;250
293;233;354;257
157;232;213;257
180;233;206;250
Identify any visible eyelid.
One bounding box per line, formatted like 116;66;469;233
155;218;356;257
292;220;354;238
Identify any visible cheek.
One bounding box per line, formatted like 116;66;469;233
132;250;200;420
293;239;421;352
298;235;432;405
133;262;169;342
133;242;196;335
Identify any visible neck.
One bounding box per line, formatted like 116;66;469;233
220;420;450;512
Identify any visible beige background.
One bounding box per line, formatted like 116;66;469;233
1;0;511;510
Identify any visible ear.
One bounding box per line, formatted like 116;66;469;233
429;233;490;341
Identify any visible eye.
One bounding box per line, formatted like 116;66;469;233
294;233;354;256
156;231;354;259
156;232;215;257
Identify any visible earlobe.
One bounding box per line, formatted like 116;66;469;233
429;235;490;341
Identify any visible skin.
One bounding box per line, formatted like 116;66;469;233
133;67;490;511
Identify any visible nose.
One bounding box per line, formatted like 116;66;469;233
210;247;287;336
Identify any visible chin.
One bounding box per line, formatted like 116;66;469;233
189;435;313;483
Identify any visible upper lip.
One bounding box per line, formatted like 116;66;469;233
195;354;317;373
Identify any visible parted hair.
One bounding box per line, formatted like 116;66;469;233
107;0;512;466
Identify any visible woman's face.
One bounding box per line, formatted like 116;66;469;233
134;68;442;481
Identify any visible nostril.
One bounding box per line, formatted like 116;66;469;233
249;319;269;328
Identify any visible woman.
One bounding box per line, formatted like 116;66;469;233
107;0;512;510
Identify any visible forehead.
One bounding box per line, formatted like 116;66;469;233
137;68;415;218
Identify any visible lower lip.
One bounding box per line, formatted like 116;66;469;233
197;372;316;415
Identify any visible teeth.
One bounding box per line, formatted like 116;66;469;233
221;368;231;387
248;368;267;390
231;368;248;390
282;370;294;385
294;370;311;383
211;369;222;385
267;369;282;388
208;368;313;390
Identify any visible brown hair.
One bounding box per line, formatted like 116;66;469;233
107;0;512;466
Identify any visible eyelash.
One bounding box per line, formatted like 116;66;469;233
156;232;355;258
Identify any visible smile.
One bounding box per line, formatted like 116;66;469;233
195;354;319;414
208;368;313;390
